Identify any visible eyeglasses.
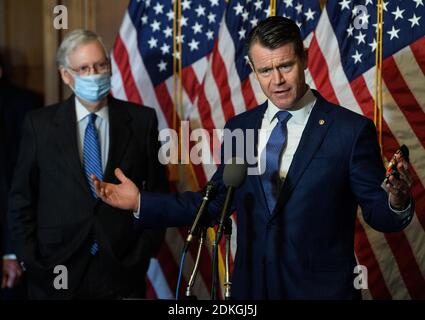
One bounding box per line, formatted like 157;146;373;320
68;61;110;76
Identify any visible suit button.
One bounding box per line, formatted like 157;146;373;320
266;223;272;230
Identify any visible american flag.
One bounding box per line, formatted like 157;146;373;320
111;0;425;299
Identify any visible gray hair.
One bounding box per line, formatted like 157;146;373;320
56;29;109;68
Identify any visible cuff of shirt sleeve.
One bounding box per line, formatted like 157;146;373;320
388;194;412;215
3;254;17;260
382;179;413;215
133;193;141;219
388;194;413;227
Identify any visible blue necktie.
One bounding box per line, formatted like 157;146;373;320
83;113;103;255
261;111;292;214
83;113;103;198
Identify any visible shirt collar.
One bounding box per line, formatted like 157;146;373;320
75;97;109;123
266;87;316;125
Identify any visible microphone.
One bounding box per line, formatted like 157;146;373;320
211;158;247;300
216;158;247;244
183;181;215;253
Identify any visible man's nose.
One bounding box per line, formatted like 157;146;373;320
88;66;99;75
272;68;284;85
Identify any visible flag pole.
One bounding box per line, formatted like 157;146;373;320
374;0;384;157
269;0;276;17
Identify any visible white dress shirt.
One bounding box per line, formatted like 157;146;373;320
257;88;316;180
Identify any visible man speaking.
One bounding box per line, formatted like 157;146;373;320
93;17;413;299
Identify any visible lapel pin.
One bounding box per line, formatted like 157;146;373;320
319;119;325;126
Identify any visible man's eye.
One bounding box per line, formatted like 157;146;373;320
98;62;108;68
79;66;89;73
259;69;271;75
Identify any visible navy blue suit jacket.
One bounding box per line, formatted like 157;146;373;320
140;90;412;299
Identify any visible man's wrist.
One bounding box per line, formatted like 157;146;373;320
389;193;410;211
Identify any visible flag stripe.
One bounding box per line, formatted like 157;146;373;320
382;57;425;149
393;45;425;114
218;21;251;116
118;12;169;131
147;258;173;299
361;68;425;191
211;41;236;122
113;36;143;104
182;65;202;104
110;54;128;101
307;35;339;104
145;278;158;299
359;217;411;299
154;83;177;128
385;232;425;299
410;36;425;76
241;77;259;110
354;218;393;299
155;239;185;296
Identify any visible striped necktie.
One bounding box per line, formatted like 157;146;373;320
83;113;102;256
83;113;103;198
261;110;292;214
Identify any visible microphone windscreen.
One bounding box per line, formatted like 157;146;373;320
223;158;247;188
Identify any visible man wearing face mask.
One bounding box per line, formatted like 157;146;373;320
7;30;168;299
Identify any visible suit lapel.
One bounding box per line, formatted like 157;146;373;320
53;96;92;197
243;102;272;218
272;92;334;217
103;97;132;181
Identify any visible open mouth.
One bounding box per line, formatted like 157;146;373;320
274;88;291;95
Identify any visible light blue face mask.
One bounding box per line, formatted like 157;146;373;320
72;73;111;103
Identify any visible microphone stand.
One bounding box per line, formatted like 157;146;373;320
211;239;219;300
185;227;206;299
210;159;246;300
215;186;235;250
183;181;215;253
211;187;234;300
176;181;214;300
223;217;232;300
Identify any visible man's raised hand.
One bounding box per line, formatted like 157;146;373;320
92;168;140;211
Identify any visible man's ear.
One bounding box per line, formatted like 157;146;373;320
59;66;72;85
0;67;3;79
